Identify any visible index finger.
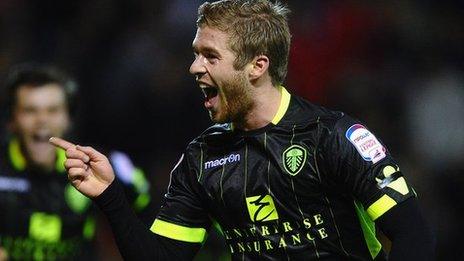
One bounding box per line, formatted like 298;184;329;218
49;137;76;150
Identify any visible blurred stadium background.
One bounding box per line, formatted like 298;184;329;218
1;0;463;260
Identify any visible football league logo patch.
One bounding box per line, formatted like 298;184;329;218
282;144;307;176
346;124;386;164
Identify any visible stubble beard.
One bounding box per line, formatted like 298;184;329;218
211;72;254;124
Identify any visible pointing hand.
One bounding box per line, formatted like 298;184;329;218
49;137;115;198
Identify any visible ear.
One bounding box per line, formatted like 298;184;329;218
249;55;269;81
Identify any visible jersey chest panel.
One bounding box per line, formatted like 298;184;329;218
195;128;357;257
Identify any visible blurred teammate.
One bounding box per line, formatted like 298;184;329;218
0;64;152;260
51;0;435;260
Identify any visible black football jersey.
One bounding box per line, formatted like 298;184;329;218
152;87;415;260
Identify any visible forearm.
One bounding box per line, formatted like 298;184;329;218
377;198;435;260
94;180;200;260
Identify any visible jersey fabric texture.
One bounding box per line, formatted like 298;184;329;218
152;87;416;260
0;138;151;260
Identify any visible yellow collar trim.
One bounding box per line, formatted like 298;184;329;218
9;138;27;171
229;86;290;130
55;147;66;172
271;86;291;125
8;138;66;172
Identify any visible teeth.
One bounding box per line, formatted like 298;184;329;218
199;82;218;97
202;86;218;98
201;88;208;97
33;133;51;142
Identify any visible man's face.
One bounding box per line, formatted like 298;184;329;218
190;26;254;123
10;84;70;169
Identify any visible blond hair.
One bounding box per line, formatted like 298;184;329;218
197;0;291;86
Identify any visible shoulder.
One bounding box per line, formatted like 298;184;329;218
0;140;22;175
200;123;233;137
284;95;373;151
179;123;234;169
108;150;142;185
187;123;234;149
317;111;388;165
292;94;363;133
202;123;232;135
282;94;348;130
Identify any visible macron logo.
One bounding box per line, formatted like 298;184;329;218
204;154;240;170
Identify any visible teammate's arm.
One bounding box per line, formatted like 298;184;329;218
49;137;201;260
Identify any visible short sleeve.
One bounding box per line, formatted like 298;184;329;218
321;115;416;221
151;153;211;243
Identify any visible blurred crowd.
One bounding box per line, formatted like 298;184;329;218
1;0;463;260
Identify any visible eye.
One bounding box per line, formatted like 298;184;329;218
204;53;216;59
21;106;37;114
48;106;61;114
204;53;219;63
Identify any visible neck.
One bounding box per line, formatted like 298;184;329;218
26;149;56;172
234;83;282;131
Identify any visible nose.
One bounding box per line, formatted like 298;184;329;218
189;55;207;77
36;110;51;126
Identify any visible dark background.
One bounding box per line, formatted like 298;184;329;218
1;1;463;260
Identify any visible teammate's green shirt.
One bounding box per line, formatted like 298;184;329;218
0;138;151;260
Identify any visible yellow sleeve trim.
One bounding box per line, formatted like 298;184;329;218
387;177;410;195
150;219;206;243
271;86;291;125
367;194;397;221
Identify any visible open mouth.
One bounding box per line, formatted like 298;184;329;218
201;86;218;99
32;133;51;143
201;86;219;109
24;132;54;159
23;132;56;167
